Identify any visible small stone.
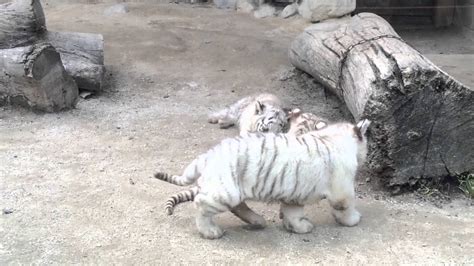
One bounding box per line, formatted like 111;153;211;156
280;3;298;18
2;208;14;215
129;178;136;185
366;177;371;183
297;0;355;22
302;239;310;242
254;4;276;18
374;195;380;200
214;0;237;9
104;4;129;16
236;0;256;13
163;95;170;99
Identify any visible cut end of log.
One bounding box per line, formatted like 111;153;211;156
0;43;78;112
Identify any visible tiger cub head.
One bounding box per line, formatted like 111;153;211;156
250;101;288;134
286;108;329;136
353;119;371;165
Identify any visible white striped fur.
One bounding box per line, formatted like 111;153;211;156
287;108;329;135
164;93;286;221
155;120;371;239
207;93;288;134
160;107;328;222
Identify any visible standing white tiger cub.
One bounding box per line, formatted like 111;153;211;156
208;93;288;134
155;119;371;239
161;107;329;228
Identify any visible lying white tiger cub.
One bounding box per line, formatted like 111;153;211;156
155;119;370;239
207;93;288;134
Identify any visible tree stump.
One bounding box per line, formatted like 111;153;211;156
289;13;474;190
0;0;105;111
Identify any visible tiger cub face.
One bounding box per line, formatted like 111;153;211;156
287;108;329;135
239;100;288;134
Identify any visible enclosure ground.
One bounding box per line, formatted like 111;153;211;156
1;3;473;264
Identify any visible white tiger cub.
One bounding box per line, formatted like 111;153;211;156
286;108;329;134
161;107;328;227
207;93;288;134
155;119;371;239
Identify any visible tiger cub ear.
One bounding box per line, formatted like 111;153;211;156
287;108;302;120
255;101;265;115
354;119;371;140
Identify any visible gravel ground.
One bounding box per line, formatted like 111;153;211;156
1;2;473;264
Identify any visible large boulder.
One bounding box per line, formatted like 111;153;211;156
297;0;355;22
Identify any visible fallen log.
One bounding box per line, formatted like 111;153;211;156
44;31;105;92
0;0;104;93
0;43;78;112
289;13;474;190
0;0;46;49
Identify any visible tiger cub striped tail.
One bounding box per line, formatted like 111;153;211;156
154;172;192;186
165;187;199;215
154;156;204;186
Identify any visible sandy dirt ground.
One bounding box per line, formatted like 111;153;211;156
1;2;473;264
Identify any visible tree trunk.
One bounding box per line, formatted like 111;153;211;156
0;43;78;112
289;13;474;189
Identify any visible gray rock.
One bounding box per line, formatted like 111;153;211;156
104;3;129;16
214;0;237;9
254;4;276;19
280;3;298;18
297;0;355;22
236;0;256;13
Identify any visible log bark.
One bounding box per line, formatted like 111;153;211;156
44;31;105;91
289;13;474;189
0;0;105;92
0;43;78;111
0;0;46;48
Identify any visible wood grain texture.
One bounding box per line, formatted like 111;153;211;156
0;0;46;48
44;31;105;91
0;43;78;111
289;13;473;189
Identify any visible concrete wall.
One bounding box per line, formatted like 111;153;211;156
455;0;474;29
454;0;474;40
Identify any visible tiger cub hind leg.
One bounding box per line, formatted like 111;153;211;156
279;203;314;234
329;197;361;227
208;112;237;129
327;175;361;227
194;193;239;239
231;202;266;230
